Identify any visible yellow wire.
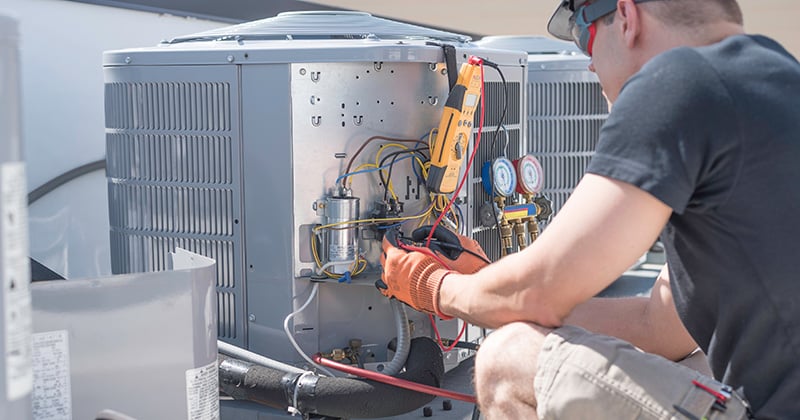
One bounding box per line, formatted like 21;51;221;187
353;163;379;173
314;136;437;279
310;230;367;279
313;202;435;232
375;143;409;167
311;203;436;278
346;163;379;188
428;128;438;149
413;156;427;180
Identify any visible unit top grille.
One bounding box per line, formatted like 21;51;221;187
167;11;471;44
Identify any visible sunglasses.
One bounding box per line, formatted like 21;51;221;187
568;0;661;56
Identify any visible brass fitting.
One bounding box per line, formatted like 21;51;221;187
511;220;527;250
331;348;346;362
494;196;514;256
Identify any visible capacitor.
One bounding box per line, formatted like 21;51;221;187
324;195;360;275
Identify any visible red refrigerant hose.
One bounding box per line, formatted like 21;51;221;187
312;354;477;404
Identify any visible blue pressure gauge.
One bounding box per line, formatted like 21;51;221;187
481;157;517;197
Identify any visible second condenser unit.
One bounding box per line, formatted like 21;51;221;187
476;35;610;217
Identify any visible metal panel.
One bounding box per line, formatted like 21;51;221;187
105;64;245;344
290;60;448;276
0;14;32;420
31;249;217;420
238;63;297;360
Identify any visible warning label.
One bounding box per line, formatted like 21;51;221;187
31;330;71;420
185;360;219;420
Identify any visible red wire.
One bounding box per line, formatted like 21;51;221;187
396;242;470;352
312;353;477;404
429;313;468;352
425;58;486;248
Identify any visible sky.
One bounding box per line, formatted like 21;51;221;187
309;0;800;59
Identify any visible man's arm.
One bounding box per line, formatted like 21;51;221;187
565;265;699;361
438;173;672;329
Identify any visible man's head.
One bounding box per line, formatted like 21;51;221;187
548;0;744;101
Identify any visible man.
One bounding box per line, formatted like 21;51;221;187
378;0;800;418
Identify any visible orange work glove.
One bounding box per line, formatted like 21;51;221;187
411;226;490;274
376;231;453;318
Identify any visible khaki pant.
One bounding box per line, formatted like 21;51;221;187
534;326;751;420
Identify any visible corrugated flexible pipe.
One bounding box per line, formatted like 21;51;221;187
218;337;444;418
381;299;410;376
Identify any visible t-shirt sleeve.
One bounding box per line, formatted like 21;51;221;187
586;48;740;214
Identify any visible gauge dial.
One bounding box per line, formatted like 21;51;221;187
491;157;517;197
515;154;544;194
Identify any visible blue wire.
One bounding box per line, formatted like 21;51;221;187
454;204;465;235
336;154;415;186
377;222;405;230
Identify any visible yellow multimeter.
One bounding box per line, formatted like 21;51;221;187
427;56;483;194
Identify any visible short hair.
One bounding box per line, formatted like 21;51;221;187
642;0;744;26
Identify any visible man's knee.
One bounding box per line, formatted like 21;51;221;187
474;322;552;408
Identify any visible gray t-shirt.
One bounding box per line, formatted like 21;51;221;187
587;35;800;419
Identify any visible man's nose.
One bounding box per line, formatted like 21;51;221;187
588;62;596;73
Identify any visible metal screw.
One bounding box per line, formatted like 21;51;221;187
124;56;132;64
248;314;256;322
227;55;235;63
299;68;307;75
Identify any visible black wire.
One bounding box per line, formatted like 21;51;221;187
432;242;493;265
384;153;402;202
28;159;106;205
397;235;493;266
480;60;510;253
378;148;430;202
461;247;493;265
439;339;480;351
482;60;509;159
378;148;429;173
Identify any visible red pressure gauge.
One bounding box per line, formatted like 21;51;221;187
514;154;544;194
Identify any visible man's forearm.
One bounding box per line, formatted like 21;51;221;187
440;266;698;362
437;250;568;330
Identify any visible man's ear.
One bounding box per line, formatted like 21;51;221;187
618;0;642;49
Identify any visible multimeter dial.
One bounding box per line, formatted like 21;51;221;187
491;157;517;197
515;155;544;194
